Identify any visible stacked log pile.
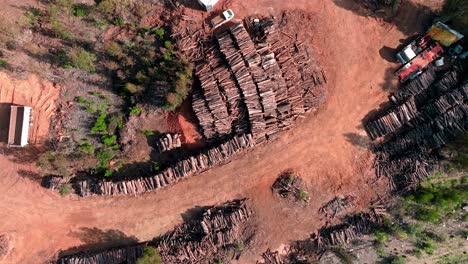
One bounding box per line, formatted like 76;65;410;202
190;17;327;143
316;212;384;249
319;196;356;219
192;89;217;139
156;133;182;153
196;62;232;136
75;134;255;197
365;98;417;139
217;31;267;140
42;176;65;190
157;199;253;263
55;244;146;264
55;200;252;264
367;65;468;192
207;44;250;135
231;23;280;139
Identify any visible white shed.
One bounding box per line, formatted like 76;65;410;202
8;105;32;147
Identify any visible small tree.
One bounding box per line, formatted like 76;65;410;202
441;0;468;35
136;246;161;264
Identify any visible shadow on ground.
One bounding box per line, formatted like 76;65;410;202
60;227;139;256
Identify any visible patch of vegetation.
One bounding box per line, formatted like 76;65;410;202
297;187;309;202
72;4;91;18
139;130;154;136
67;47;97;73
129;106;142;115
0;59;7;67
136;246;161;264
58;184;71;196
436;253;468;264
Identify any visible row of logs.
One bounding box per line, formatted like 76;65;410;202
156;133;182;153
76;134;255;197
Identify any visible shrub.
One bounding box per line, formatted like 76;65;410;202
76;96;92;104
153;27;165;39
441;0;468;35
107;113;124;134
112;17;125;26
139;130;154;136
373;230;389;244
387;255;406;264
102;135;117;146
136;246;161;264
91;113;108;134
152;161;160;172
79;142;95;153
59;184;70;196
129;106;142;115
50;19;74;41
125;82;144;94
68;48;97;72
96;148;115;168
164;40;171;49
415;207;440;223
72;4;90;17
0;60;7;67
297;188;309;202
105;41;124;58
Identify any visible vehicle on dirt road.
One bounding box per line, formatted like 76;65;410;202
198;0;219;11
211;9;235;28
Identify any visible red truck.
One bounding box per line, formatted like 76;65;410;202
396;42;444;82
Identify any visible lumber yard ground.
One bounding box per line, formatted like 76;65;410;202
0;0;451;263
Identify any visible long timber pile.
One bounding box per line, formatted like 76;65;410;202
75;134;255;197
315;212;384;249
190;17;327;143
157;199;253;263
365;63;468;191
55;200;253;264
319;196;356;219
56;244;146;264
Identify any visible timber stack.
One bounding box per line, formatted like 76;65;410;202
319;196;356;219
188;17;327;143
257;249;282;264
156;199;254;263
75;134;255;197
365;63;468;192
156;133;182;153
55;244;146;264
316;212;384;249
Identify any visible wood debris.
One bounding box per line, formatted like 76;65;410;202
319;196;356;219
156;133;182;153
271;171;309;203
55;244;146;264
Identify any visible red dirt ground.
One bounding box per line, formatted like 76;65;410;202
0;0;441;263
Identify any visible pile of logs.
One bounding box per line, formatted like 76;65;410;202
316;212;384;249
157;199;253;263
55;244;146;264
367;65;468;192
156;133;182;153
319;196;356;219
257;249;282;264
75;134;255;197
365;98;417;139
190;17;327;143
42;176;65;190
271;171;309;202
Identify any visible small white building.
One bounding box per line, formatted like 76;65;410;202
8;105;32;147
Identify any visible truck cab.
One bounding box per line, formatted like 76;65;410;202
211;9;235;28
198;0;219;11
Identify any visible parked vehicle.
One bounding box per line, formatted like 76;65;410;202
197;0;219;11
211;9;235;28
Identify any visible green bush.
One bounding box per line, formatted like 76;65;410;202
129;106;142;115
76;96;92;104
91;113;108;134
136;246;161;264
68;48;97;72
139;130;154;136
297;188;309;202
107;113;124;134
59;184;71;196
373;230;389;244
153;27;165;39
415;207;440;223
387;255;406;264
96;148;115;168
50;19;74;41
0;60;7;67
72;4;90;17
112;17;125;26
152;161;160;172
102;135;117;146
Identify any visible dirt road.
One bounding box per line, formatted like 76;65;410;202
0;0;438;263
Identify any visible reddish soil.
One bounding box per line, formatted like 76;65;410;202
0;0;442;263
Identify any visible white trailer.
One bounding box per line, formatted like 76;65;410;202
8;105;32;147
